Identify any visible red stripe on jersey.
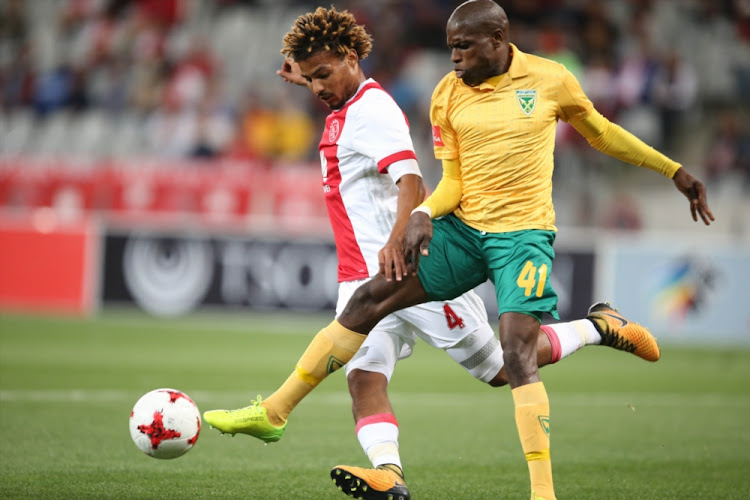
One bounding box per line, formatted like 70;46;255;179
320;101;368;281
377;150;418;173
318;80;411;282
355;412;399;433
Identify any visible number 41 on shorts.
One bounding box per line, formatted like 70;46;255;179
516;260;548;297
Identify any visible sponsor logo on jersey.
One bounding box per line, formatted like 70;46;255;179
431;125;444;146
516;89;537;116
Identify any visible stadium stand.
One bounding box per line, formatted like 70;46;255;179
1;0;749;236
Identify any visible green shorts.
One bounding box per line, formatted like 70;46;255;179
416;214;559;321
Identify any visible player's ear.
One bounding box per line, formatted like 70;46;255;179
491;29;504;47
346;48;359;66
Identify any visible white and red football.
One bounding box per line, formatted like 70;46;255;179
129;388;201;459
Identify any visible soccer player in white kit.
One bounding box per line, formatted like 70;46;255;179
203;7;654;500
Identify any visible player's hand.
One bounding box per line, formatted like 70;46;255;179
404;211;433;274
672;167;715;225
378;238;408;282
276;57;306;86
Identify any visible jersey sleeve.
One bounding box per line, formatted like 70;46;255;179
556;65;594;124
350;89;417;173
387;158;422;184
429;75;459;160
570;109;682;178
421;158;462;218
558;65;681;178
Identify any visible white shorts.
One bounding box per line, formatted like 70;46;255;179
339;279;503;383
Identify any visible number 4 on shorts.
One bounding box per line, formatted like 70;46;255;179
443;304;465;329
516;260;548;297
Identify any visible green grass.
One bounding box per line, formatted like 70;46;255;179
1;311;749;499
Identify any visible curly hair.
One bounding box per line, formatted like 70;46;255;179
281;6;373;62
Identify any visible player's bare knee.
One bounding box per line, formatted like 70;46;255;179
501;341;538;384
347;369;387;398
347;368;367;397
503;349;527;374
340;283;383;329
346;283;375;311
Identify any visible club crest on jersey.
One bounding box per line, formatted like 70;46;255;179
516;89;537;116
329;119;340;142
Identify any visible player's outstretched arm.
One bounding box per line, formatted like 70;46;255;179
672;167;715;225
276;57;307;86
568;108;716;226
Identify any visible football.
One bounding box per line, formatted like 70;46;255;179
129;388;201;459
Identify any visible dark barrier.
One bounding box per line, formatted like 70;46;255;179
102;232;339;316
103;231;593;320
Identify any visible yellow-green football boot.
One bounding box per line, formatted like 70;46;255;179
202;395;286;443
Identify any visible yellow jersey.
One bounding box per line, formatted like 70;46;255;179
429;43;679;232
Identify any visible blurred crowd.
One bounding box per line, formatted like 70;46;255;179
1;0;749;225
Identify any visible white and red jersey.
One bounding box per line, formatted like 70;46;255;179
319;79;421;282
319;79;497;361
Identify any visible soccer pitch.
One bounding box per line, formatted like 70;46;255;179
1;311;748;500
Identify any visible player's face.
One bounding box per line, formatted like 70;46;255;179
446;23;504;86
297;49;361;110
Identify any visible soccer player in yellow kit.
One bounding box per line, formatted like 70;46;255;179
402;1;714;499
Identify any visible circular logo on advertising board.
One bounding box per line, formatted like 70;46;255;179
123;235;213;316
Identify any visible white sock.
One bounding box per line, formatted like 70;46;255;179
356;413;402;470
542;320;602;362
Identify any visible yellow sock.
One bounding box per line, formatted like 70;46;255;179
262;320;365;426
512;381;555;500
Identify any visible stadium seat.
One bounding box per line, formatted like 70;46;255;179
1;110;35;155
